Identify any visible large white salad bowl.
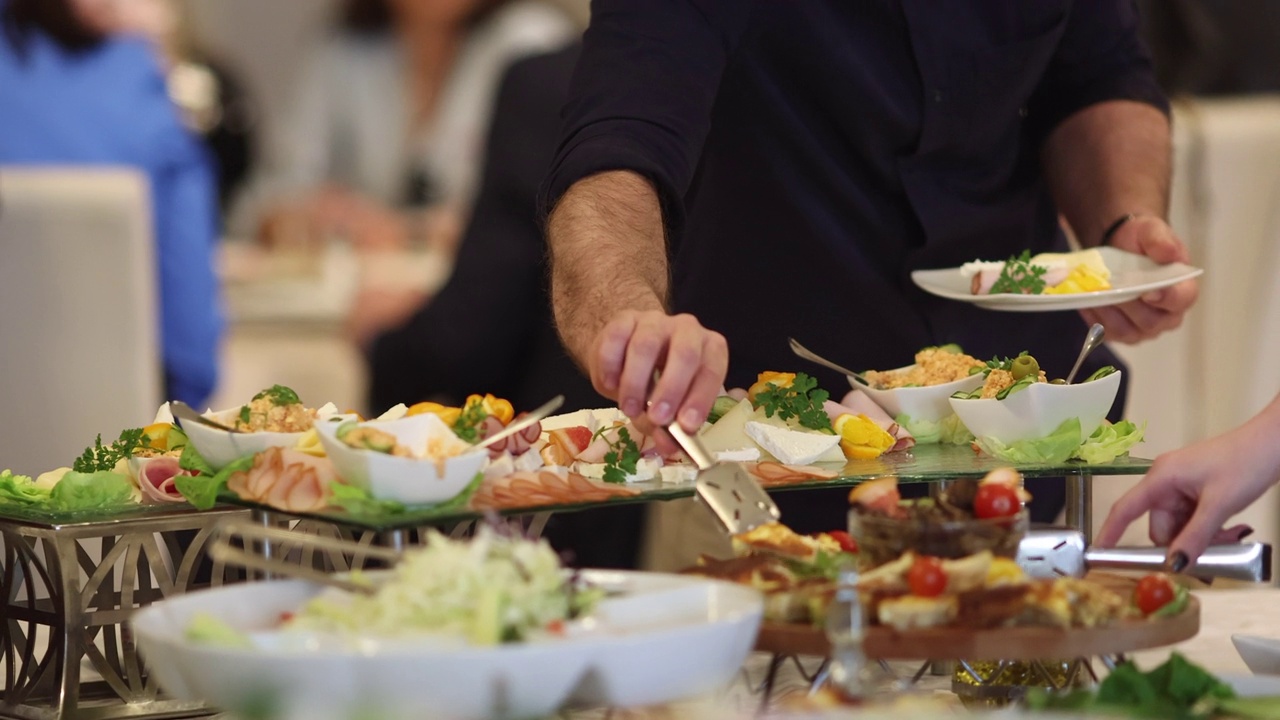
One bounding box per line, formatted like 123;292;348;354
130;571;763;720
851;365;984;424
315;412;487;505
948;371;1122;444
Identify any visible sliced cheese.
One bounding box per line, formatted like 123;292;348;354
715;447;762;462
699;398;758;453
484;453;514;481
513;448;544;473
744;421;842;465
541;408;626;434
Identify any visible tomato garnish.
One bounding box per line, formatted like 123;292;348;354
974;483;1020;519
824;530;858;554
279;611;295;623
907;556;948;597
1134;574;1176;615
546;619;565;635
563;426;593;453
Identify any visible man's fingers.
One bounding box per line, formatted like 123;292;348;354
1081;304;1143;344
1142;278;1199;314
615;316;668;418
593;314;639;396
1127;218;1191;264
647;317;707;426
676;333;729;432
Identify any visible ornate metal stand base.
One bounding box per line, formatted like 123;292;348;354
1;508;248;720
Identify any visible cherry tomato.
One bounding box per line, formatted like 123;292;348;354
825;530;858;554
907;556;948;597
563;426;593;452
546;619;566;635
974;483;1021;519
1134;574;1176;615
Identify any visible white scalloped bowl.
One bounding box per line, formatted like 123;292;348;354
850;365;984;423
315;413;486;505
178;407;316;471
129;570;763;720
948;371;1122;444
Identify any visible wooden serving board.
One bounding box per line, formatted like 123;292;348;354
756;596;1200;661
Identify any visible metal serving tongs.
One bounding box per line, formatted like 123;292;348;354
1017;527;1272;583
788;338;869;386
666;422;781;534
208;517;404;595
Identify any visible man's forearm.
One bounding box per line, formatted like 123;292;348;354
546;170;670;366
1042;100;1172;246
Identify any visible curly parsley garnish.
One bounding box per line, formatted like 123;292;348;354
600;427;641;484
989;250;1048;295
451;398;489;443
72;428;150;473
752;372;833;432
252;384;301;406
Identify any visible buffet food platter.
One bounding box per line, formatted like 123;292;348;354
756;592;1200;660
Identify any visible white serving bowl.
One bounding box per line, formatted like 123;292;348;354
850;365;984;423
178;406;312;471
315;413;487;505
1233;634;1280;676
947;371;1122;444
129;570;762;720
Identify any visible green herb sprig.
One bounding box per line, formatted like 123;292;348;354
989;251;1048;295
601;427;641;484
72;428;150;473
452;398;489;443
752;373;833;432
252;384;301;406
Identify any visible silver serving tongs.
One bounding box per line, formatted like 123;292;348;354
666;422;780;534
1016;527;1272;583
208;517;403;595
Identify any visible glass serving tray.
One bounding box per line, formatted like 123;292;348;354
215;444;1153;533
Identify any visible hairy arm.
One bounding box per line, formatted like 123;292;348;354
1041;99;1171;245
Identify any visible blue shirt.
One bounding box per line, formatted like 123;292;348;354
541;0;1167;391
0;26;223;407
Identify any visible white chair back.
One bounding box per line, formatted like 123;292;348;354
0;167;161;476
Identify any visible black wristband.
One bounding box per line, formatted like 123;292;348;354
1101;213;1137;246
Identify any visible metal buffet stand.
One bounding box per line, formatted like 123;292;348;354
0;445;1150;719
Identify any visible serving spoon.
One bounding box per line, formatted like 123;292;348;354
169;400;243;433
1064;323;1106;384
473;394;564;450
788;338;869;385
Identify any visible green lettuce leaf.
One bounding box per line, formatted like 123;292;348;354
328;482;407;516
0;469;50;506
185;612;253;649
974;417;1082;465
48;471;134;511
1073;420;1146;464
894;413;974;446
178;442;214;476
176;454;255;510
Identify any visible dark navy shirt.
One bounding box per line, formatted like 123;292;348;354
541;1;1168;393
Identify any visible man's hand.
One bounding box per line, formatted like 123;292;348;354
1079;215;1199;343
548;171;732;436
590;310;728;435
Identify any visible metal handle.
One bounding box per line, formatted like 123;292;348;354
789;338;867;385
1084;542;1272;583
474;394;564;450
170;400;242;433
666;422;716;470
1065;323;1105;384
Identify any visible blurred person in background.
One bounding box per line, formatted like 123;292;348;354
0;0;223;408
361;43;647;569
242;0;573;258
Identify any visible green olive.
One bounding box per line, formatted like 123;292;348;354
1050;378;1068;385
1010;354;1040;381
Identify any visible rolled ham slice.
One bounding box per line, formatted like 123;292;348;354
829;390;916;451
137;456;189;504
225;447;341;513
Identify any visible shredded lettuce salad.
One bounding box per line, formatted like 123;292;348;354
285;527;599;645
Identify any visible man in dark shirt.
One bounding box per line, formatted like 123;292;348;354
539;2;1199;530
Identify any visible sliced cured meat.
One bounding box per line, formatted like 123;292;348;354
471;470;639;511
744;461;840;487
225;447;340;513
137;456;188;503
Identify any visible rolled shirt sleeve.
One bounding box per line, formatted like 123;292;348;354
538;0;757;233
1028;0;1170;140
